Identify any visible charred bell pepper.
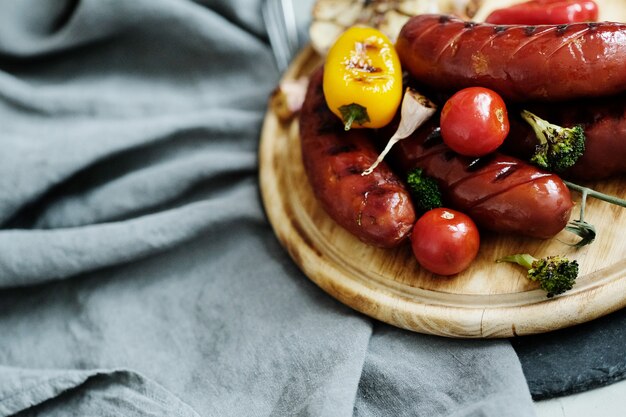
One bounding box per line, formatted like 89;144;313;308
323;26;402;130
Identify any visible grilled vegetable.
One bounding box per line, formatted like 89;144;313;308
520;110;586;173
498;254;579;297
323;26;402;130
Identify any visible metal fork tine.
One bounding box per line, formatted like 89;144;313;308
280;0;299;58
263;0;298;73
263;0;286;71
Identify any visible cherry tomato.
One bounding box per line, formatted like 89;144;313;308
440;87;509;157
411;208;480;276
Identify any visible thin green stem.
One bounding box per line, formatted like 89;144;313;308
564;180;626;208
339;103;370;131
579;187;587;223
520;110;548;145
497;254;535;270
344;113;355;131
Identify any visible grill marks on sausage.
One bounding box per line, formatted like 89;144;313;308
449;158;520;194
398;15;626;101
467;154;496;172
312;84;343;135
391;122;572;239
299;67;416;248
525;26;537;36
494;164;519;181
546;26;591;58
422;127;443;148
443;150;457;161
475;24;589;68
556;24;569;35
327;143;358;155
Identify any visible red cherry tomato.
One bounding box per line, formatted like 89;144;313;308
440;87;509;157
411;208;480;276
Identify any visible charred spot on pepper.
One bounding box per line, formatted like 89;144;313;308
347;62;383;74
464;21;477;29
439;15;451;24
587;22;599;30
362;43;381;52
346;41;383;74
493;26;507;34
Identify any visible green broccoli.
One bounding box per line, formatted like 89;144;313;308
520;110;585;173
497;254;579;298
406;168;442;212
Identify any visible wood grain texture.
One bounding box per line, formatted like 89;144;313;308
259;46;626;338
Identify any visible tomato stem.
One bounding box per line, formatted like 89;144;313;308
339;103;370;131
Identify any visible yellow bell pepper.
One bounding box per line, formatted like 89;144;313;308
323;26;402;131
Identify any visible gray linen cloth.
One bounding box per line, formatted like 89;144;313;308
0;0;536;416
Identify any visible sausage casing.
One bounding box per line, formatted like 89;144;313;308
392;122;573;239
396;14;626;102
299;67;416;248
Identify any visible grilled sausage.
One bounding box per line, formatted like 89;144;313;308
391;122;573;238
299;67;416;248
396;14;626;102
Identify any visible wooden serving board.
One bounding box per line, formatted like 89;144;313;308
259;46;626;338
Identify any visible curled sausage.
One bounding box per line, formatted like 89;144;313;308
391;122;573;239
299;67;416;248
396;14;626;102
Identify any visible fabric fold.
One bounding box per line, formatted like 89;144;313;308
0;183;261;287
0;366;201;417
0;0;538;416
355;325;536;417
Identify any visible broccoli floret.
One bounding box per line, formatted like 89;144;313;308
497;254;579;298
406;168;442;212
520;110;586;173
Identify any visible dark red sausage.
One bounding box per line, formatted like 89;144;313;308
299;67;416;248
505;95;626;180
391;122;573;238
396;14;626;102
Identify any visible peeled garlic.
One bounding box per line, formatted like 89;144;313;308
362;88;437;176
